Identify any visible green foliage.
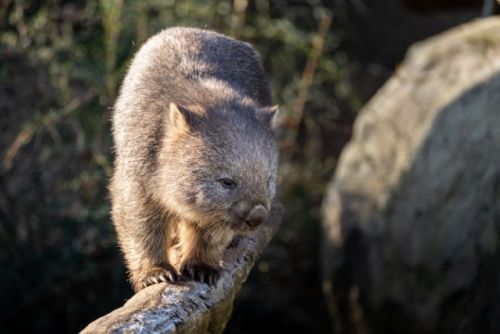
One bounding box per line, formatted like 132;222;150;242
0;1;359;333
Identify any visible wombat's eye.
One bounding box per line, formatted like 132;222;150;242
218;178;237;189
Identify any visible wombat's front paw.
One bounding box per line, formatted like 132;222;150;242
136;265;178;291
180;263;220;286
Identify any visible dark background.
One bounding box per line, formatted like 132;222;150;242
0;1;484;333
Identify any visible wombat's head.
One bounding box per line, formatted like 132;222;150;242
157;102;278;232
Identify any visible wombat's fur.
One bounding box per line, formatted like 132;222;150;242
110;27;278;292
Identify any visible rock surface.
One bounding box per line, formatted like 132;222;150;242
82;204;283;334
322;18;500;334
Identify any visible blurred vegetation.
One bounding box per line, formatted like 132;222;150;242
0;1;358;332
0;0;479;333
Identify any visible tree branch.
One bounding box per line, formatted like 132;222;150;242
81;203;284;334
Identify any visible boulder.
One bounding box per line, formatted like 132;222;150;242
322;18;500;334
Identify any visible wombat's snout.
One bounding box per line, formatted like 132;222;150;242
245;204;268;229
233;202;268;230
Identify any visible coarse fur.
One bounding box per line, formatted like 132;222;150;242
110;27;278;292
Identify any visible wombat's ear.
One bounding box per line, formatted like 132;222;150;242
256;105;279;130
169;103;193;133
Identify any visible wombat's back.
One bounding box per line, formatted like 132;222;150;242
112;27;272;164
148;27;272;105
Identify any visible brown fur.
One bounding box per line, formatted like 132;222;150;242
110;27;278;292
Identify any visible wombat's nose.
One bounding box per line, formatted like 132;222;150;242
246;204;268;229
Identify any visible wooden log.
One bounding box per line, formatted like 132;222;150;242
82;204;283;334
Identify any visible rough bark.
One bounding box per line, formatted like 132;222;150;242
81;203;283;334
322;18;500;334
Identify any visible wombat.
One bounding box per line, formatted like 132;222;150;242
110;27;278;292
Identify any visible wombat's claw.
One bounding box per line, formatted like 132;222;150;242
181;263;220;286
227;235;242;249
141;266;178;289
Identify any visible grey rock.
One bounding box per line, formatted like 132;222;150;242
322;18;500;334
